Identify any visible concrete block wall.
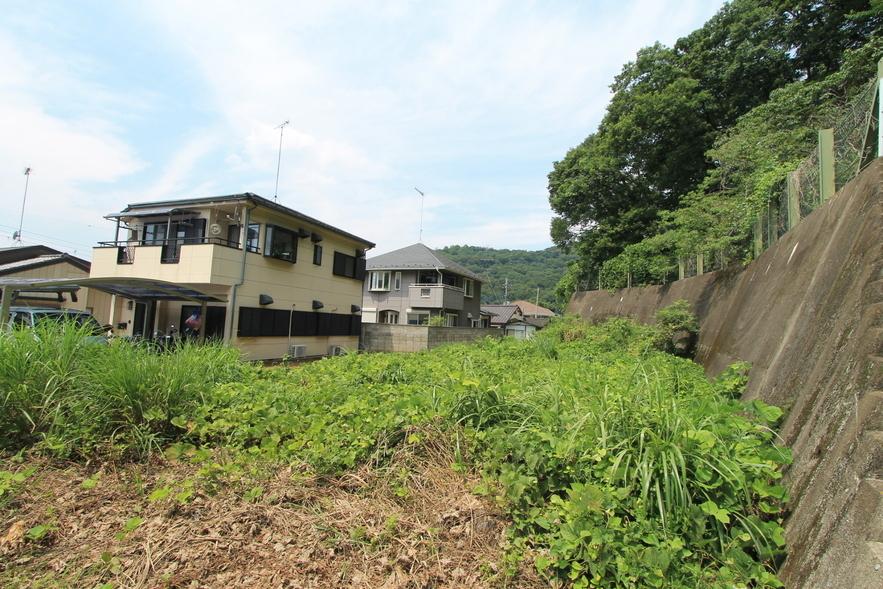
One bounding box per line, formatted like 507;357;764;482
361;324;501;352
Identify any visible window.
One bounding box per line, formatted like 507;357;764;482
264;225;298;262
379;310;399;324
229;223;261;252
445;313;458;327
420;288;431;298
394;272;401;291
333;251;366;280
142;223;167;245
370;271;391;291
407;312;429;325
226;224;240;247
313;244;323;265
464;278;474;298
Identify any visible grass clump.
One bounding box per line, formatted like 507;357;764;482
0;321;248;459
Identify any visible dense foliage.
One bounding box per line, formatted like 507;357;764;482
1;320;790;587
439;244;574;309
550;0;882;292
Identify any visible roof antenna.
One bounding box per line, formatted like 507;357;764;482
414;187;425;243
13;167;31;244
274;120;290;202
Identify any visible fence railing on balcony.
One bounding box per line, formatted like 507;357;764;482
97;236;252;265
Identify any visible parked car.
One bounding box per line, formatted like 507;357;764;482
6;306;108;343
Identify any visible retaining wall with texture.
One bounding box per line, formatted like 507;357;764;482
361;324;502;353
567;160;883;589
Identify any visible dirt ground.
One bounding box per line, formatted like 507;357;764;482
0;435;544;589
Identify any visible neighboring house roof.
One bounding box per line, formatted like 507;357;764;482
108;192;375;248
0;252;91;277
524;316;551;329
0;245;61;266
481;304;521;325
366;243;483;281
510;300;556;317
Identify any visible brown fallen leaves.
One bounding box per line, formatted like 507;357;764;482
0;431;545;589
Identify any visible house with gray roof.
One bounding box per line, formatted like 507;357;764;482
361;243;486;327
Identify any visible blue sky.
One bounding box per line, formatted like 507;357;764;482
0;0;724;258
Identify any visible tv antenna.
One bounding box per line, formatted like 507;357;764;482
13;167;31;244
274;120;290;202
414;187;425;242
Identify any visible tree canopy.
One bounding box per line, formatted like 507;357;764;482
438;245;574;310
549;0;882;292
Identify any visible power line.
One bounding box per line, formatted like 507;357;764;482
0;223;92;250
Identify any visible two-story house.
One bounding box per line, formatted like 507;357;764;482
361;243;484;327
91;192;374;360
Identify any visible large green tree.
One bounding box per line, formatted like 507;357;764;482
549;0;881;282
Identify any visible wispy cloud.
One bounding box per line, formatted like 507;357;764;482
0;1;723;254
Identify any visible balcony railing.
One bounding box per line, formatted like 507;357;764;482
96;237;256;265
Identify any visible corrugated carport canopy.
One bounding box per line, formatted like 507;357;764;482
0;277;225;303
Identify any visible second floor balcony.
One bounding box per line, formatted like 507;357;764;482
408;283;464;310
92;237;245;285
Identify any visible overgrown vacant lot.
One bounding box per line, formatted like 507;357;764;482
0;318;790;588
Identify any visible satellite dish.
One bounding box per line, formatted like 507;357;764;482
209;223;222;236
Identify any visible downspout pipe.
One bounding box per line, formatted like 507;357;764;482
224;203;255;343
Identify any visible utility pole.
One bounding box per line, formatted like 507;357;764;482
414;187;425;242
274;120;290;202
504;277;509;304
535;287;540;315
13;167;31;244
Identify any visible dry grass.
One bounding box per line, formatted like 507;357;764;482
1;429;545;589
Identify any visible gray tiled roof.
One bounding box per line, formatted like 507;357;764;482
481;304;520;325
366;243;483;281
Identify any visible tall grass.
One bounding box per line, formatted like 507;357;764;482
0;322;246;458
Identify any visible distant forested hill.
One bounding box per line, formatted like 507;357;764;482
438;245;573;310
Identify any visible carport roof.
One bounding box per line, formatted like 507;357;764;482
0;277;225;303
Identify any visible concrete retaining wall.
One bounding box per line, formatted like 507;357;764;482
361;324;502;353
567;160;883;588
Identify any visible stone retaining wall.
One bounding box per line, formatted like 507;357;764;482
567;160;883;588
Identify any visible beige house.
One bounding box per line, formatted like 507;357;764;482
90;193;374;360
0;245;113;322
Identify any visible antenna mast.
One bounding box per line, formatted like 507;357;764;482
13;167;31;244
274;120;290;202
414;187;425;242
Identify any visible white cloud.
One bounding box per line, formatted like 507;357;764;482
0;1;725;255
132;0;722;251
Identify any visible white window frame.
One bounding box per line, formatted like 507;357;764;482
393;271;402;291
420;287;431;298
370;271;391;291
445;313;458;327
380;310;399;324
463;278;474;298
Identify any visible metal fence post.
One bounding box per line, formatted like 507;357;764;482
818;128;835;201
878;57;883;158
754;213;763;257
787;171;800;230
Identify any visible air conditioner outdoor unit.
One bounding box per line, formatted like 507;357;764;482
328;345;346;357
288;344;307;359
